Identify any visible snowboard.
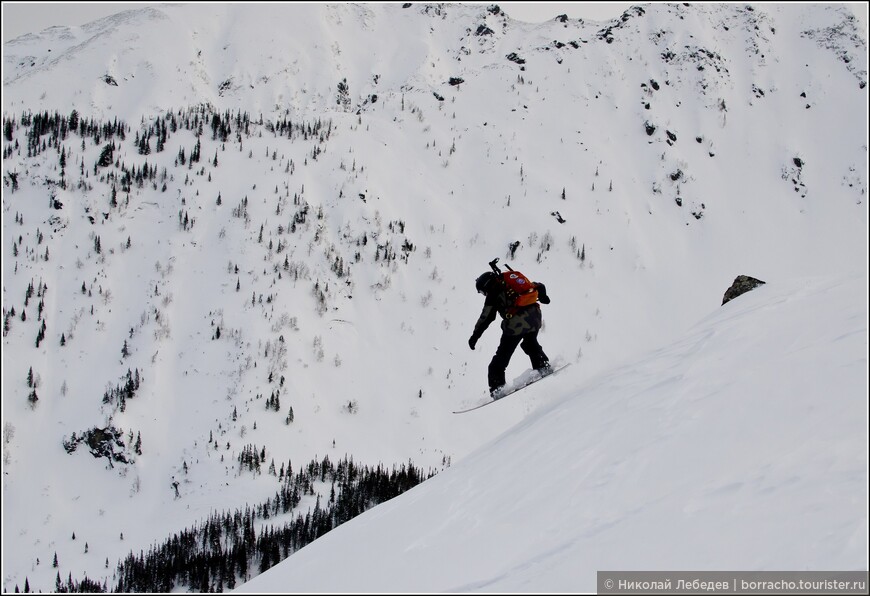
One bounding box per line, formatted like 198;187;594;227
452;363;571;414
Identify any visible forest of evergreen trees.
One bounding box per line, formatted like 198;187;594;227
35;455;434;593
2;106;329;160
5;105;424;594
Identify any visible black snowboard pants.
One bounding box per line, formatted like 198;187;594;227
488;331;549;390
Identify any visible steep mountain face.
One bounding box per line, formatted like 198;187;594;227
236;272;867;593
2;3;866;592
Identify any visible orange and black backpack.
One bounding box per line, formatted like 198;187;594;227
489;258;539;316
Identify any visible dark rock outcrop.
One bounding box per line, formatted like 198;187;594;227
722;275;766;305
63;426;131;465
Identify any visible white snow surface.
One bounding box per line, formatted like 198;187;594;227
238;273;868;593
1;2;867;592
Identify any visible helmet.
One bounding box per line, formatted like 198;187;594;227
475;272;498;294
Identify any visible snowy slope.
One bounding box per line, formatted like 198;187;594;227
2;2;867;592
238;272;868;593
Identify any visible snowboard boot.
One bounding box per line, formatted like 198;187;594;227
490;385;507;401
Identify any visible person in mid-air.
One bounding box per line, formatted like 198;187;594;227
468;261;551;399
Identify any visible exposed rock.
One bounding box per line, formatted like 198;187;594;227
722;275;766;305
63;426;131;465
218;79;233;96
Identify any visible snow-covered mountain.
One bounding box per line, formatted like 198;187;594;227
237;272;868;593
2;3;866;592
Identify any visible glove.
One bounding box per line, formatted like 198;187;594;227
468;336;478;350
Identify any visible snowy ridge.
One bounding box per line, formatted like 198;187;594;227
5;3;864;119
238;272;867;593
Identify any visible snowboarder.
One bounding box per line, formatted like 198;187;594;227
468;260;551;399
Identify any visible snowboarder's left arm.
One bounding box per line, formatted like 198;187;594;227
535;282;550;304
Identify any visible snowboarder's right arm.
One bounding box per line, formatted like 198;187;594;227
469;298;497;349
